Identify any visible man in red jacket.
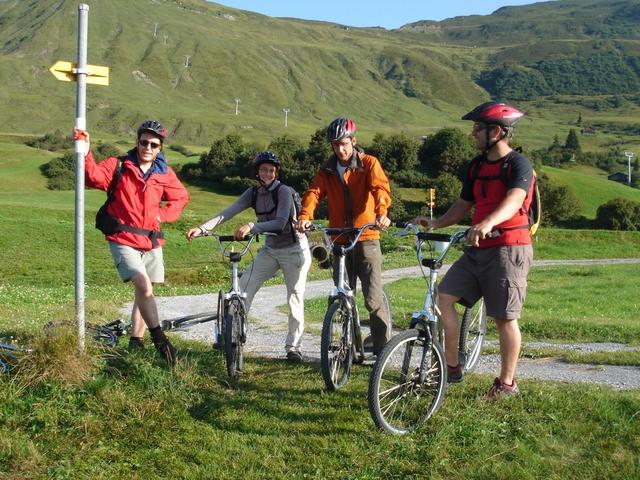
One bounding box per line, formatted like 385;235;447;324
417;102;534;399
77;120;189;364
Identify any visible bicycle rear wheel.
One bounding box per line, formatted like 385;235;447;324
320;300;353;391
223;297;246;380
368;328;446;435
458;299;487;374
44;321;120;348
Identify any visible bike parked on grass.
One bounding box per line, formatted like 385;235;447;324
368;223;487;434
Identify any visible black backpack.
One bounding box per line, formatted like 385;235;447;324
469;151;541;236
250;183;302;242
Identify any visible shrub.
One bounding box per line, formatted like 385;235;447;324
425;173;462;216
594;198;640;230
25;131;73;152
169;144;195;157
538;173;582;226
418;127;475;178
40;153;75;190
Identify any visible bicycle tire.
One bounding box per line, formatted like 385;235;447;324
458;299;487;374
44;321;120;348
320;300;353;391
223;297;245;380
368;328;446;435
214;290;224;348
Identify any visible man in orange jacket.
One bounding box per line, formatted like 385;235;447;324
297;117;392;355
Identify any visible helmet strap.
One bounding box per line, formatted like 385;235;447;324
482;126;508;155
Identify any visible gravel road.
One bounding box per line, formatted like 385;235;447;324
145;258;640;390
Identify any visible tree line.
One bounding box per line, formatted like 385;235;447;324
36;128;640;231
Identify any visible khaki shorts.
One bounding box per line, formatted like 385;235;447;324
438;245;533;320
109;242;164;283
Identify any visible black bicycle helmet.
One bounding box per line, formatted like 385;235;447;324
137;120;167;140
326;117;356;142
253;151;281;170
462;101;524;128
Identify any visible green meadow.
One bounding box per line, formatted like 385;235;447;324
1;137;639;478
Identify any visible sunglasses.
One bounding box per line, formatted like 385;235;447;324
139;139;162;149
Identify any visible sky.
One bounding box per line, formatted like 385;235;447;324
211;0;548;30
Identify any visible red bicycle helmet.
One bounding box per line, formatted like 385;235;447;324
137;120;167;140
462;101;524;128
327;117;356;142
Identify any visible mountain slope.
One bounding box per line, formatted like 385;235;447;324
0;0;638;147
0;0;485;142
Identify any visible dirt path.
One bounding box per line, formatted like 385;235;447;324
155;258;640;389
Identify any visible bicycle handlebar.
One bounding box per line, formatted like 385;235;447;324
307;223;379;253
199;232;259;259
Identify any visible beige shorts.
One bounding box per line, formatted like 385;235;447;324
109;242;164;283
438;245;533;320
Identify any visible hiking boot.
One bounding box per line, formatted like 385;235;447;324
286;350;303;363
153;338;177;365
128;336;145;349
150;327;177;366
482;377;520;400
447;363;463;383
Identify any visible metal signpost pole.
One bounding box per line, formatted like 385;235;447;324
49;5;109;352
74;4;89;351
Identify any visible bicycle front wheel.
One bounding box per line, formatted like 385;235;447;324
223;297;246;380
368;329;446;435
458;299;487;374
320;301;353;391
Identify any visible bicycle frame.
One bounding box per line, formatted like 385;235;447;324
204;232;257;319
312;223;379;390
400;225;469;333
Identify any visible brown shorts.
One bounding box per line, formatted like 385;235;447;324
438;245;533;320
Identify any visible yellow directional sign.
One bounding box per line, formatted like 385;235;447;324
49;60;109;86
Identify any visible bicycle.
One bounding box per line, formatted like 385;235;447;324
368;224;487;434
309;223;391;392
198;232;259;381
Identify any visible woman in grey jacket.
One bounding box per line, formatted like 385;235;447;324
186;151;311;362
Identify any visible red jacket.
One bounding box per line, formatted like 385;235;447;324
85;149;189;250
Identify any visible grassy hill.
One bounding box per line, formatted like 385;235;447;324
0;0;486;144
542;164;640;217
0;0;638;151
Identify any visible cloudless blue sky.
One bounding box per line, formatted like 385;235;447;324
211;0;548;29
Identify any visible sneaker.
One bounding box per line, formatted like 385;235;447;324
128;336;145;349
286;350;303;363
447;364;463;383
482;377;520;400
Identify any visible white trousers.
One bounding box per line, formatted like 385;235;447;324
240;238;311;353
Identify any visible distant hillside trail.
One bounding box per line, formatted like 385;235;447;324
148;258;640;390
